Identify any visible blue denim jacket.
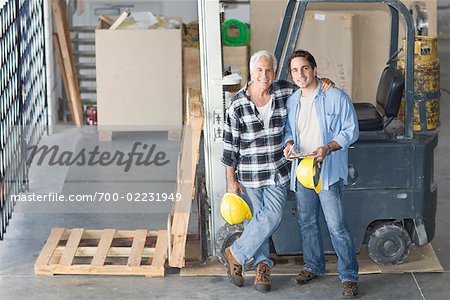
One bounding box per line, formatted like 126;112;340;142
284;81;359;191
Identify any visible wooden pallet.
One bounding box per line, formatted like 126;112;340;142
35;228;168;277
169;89;204;268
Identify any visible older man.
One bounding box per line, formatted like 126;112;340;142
221;50;333;293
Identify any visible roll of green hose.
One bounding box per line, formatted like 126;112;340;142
221;19;250;46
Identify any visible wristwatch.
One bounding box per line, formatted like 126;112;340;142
325;144;332;155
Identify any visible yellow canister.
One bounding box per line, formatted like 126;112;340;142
398;36;440;131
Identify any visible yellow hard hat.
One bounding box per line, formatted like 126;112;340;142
296;157;322;193
220;193;252;225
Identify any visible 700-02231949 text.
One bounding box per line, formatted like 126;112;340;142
11;192;182;202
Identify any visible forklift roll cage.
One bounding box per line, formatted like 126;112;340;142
275;0;416;139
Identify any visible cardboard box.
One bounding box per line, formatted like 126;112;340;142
183;45;249;94
250;0;437;103
252;9;353;96
294;11;353;97
95;21;182;131
223;46;249;88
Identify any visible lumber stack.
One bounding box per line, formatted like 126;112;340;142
51;0;84;126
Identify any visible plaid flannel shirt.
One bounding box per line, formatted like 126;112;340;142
222;80;296;188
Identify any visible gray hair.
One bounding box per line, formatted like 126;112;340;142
249;50;277;72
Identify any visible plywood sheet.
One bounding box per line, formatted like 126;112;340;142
180;244;443;277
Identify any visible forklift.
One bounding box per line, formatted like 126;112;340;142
198;0;438;266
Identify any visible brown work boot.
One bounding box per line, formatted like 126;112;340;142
224;247;244;287
342;281;359;298
254;263;271;293
295;269;320;285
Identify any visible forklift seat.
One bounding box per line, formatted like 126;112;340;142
354;66;405;131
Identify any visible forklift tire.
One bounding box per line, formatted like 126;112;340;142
215;223;244;266
367;223;412;265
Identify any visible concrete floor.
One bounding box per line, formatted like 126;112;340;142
1;40;450;299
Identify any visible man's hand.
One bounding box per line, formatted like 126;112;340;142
314;141;341;162
284;141;294;160
313;145;329;163
320;78;335;91
226;166;244;195
227;177;244;195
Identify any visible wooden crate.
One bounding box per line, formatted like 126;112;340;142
35;228;168;277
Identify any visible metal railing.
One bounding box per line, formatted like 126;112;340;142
0;0;47;240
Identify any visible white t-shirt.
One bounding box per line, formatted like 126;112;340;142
256;97;273;129
298;86;322;154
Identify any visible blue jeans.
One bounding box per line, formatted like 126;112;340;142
230;180;287;269
295;180;359;282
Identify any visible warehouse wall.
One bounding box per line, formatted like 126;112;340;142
224;1;250;23
438;0;450;37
